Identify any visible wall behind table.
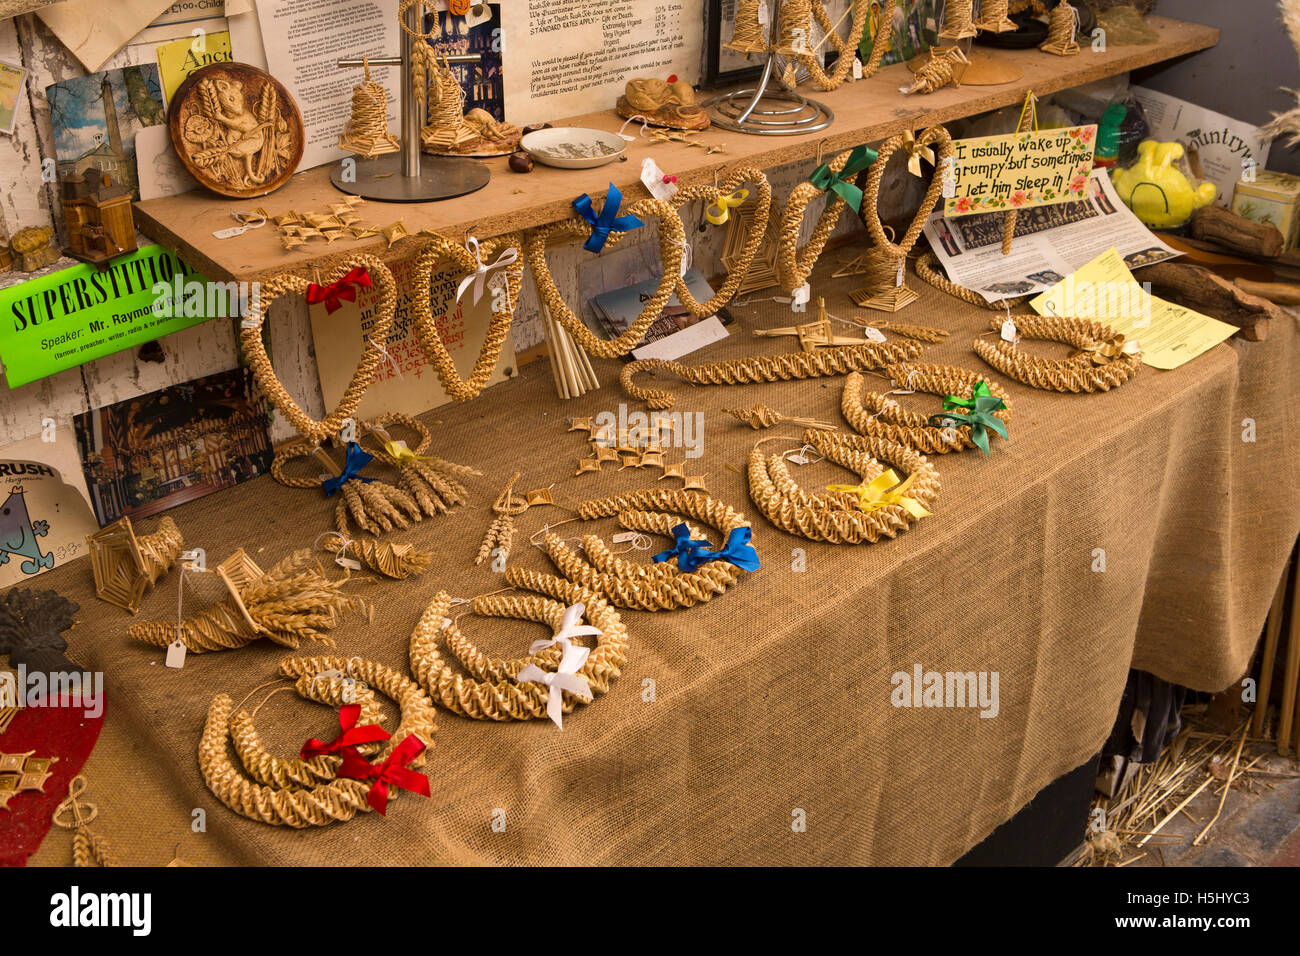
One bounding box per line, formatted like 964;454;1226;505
1133;0;1300;176
0;1;878;446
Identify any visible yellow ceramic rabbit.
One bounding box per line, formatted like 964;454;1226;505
1111;140;1217;229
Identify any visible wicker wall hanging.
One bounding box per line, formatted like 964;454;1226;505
776;145;875;294
972;315;1142;392
841;363;1013;454
619;341;922;410
409;232;525;400
273;439;423;536
241;255;396;442
128;549;364;654
85;515;183;614
362;413;479;517
857;126;955;310
668;167;772;316
536;489;756;611
409;571;629;725
748;428;940;544
526;197;686;357
51;776;116;866
228;673;388;789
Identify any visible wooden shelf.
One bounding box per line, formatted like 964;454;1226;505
134;15;1217;284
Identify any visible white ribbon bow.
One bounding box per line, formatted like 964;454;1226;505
517;638;593;729
456;236;517;310
527;602;602;656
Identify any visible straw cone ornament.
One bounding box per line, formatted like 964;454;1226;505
86;515;184;614
725;0;769;53
338;57;400;157
974;0;1017;32
1040;1;1081;55
939;0;978;38
127;549;364;654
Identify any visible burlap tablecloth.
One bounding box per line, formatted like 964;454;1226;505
24;261;1300;867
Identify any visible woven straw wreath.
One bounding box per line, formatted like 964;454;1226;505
841;364;1013;454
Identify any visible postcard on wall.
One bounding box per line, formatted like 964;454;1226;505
311;254;515;421
157;30;234;105
858;0;937;68
46;65;166;201
0;429;100;589
136;125;201;199
0;59;29;137
72;367;273;527
425;3;504;122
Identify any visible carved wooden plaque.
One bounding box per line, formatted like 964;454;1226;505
168;62;304;199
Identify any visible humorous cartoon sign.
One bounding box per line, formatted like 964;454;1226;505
944;126;1097;218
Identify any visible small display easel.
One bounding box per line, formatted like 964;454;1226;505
329;1;488;202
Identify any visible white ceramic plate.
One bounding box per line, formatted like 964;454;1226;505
521;127;626;169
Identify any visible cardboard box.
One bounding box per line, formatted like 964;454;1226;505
1232;170;1300;252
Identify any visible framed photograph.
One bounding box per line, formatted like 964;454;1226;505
703;0;767;89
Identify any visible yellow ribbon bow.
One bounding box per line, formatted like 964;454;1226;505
383;440;432;465
901;130;936;179
705;188;749;225
1071;336;1142;366
827;469;932;518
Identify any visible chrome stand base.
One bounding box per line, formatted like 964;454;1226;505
704;87;833;135
328;153;490;203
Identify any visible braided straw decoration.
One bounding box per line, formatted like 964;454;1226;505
73;829;116;867
939;0;978;38
748;428;940;543
240;254;396;442
878;323;950;343
397;0;438;38
322;534;432;579
862;126;954;261
410;570;629;721
362;413;477;517
841;363;1013;453
776;146;867;294
974;0;1017;32
128;550;363;653
441;596;566;683
137;516;184;585
916;251;1029;310
539;489;752;611
1041;1;1081;55
272;439;423;536
277;656;437;764
409;232;525;400
725;0;768;52
724;404;834;429
200;694;374;828
526;197;686;357
905;47;967;94
339;58;399;157
669;167;772;316
620;341;922;410
230;677;387;788
972;315;1142;393
794;0;885;91
775;0;812;53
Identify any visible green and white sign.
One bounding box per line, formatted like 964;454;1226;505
0;244;215;388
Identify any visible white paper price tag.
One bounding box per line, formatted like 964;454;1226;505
335;556;362;570
896;261;905;286
1000;318;1018;342
792;283;811;306
212;225;250;239
165;640;186;669
852;57;863;80
641;157;678;200
679;238;693;278
757;0;770;24
611;532;639;543
864;326;887;343
941;158;957;199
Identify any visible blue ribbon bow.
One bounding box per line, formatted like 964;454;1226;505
322;442;377;496
573;182;643;254
653;523;761;573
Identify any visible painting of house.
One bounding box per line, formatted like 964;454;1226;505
47;64;165;200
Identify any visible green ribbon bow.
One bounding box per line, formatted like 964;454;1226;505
925;381;1009;456
808;145;878;214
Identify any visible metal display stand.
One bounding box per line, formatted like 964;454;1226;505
330;2;491;201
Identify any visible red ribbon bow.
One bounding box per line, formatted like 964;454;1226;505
337;735;430;815
306;267;372;314
299;703;391;760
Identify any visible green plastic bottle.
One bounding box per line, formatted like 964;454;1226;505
1094;102;1126;169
